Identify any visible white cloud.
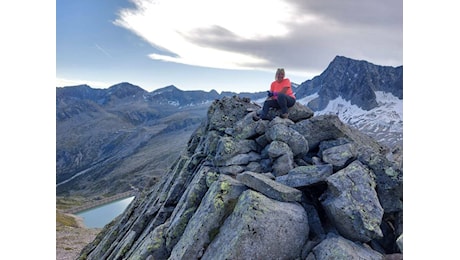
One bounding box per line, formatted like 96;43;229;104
114;0;402;76
114;0;300;70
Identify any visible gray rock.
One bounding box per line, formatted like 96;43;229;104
232;112;261;139
169;175;247;260
202;190;309;260
292;114;386;153
267;140;291;159
276;164;333;188
309;235;384;260
272;153;295;177
165;168;210;252
128;224;168;260
318;137;351;154
321;160;384;242
236;171;302;202
264;102;314;122
321;142;357;170
206;96;259;132
214;137;257;166
219;165;245;175
245;161;263;173
223;151;261;166
266;123;309;156
287;102;315;122
358;147;403;213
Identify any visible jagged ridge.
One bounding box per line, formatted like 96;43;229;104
79;96;403;259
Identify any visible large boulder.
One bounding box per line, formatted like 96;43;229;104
202;190;309;260
169;175;247;260
308;234;384;260
321;160;384;242
263;101;314;122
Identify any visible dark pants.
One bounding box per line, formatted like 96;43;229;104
261;93;296;118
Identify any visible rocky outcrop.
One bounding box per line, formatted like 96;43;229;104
79;96;403;259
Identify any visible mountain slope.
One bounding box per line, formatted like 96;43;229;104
56;83;209;200
56;56;403;204
294;56;403;151
295;55;402;111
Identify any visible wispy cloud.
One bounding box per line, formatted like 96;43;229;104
95;43;112;58
114;0;402;77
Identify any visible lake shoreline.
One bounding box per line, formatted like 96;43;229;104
56;211;101;260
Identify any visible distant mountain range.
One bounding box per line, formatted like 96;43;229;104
56;55;402;201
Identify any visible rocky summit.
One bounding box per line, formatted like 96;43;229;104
79;96;403;260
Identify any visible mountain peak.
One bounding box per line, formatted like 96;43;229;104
152;85;180;94
107;82;146;98
295;56;402;111
331;55;351;63
325;56;376;75
330;55;363;64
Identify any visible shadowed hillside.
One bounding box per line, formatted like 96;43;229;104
56;83;209;202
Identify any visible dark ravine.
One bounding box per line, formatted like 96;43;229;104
79;96;403;260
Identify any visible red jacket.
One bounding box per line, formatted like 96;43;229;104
270;78;295;99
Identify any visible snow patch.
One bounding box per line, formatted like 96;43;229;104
298;91;403;148
297;93;319;105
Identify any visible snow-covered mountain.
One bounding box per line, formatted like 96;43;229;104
292;56;403;152
298;91;402;149
295;56;402;111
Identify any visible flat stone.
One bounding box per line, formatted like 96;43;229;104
236;171;302;202
276;164;333;188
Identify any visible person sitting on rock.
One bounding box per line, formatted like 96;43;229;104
254;68;296;120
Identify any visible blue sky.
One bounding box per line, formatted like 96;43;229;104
56;0;403;93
